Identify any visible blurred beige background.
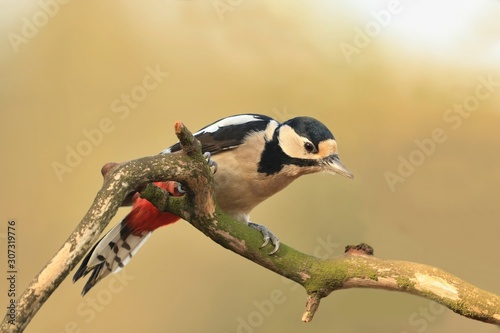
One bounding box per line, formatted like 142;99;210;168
1;1;499;332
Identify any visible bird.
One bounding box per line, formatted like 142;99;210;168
73;114;353;295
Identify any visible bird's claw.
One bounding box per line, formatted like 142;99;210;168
247;222;281;255
176;182;187;194
203;152;218;174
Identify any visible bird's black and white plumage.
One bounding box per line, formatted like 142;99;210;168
164;114;353;251
163;114;274;155
74;114;353;295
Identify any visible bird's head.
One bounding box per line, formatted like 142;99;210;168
264;116;354;179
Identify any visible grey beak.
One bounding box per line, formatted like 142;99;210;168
326;155;354;179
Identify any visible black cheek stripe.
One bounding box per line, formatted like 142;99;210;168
258;139;319;175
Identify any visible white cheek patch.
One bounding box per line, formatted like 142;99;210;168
278;126;307;159
279;126;338;160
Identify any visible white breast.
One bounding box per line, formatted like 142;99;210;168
211;128;296;220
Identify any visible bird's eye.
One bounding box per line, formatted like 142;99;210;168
304;142;315;153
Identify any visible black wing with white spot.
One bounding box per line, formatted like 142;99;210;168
162;114;275;155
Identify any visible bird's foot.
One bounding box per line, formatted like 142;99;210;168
203;152;218;174
247;222;281;255
176;182;187;194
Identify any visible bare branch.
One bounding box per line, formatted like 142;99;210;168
2;121;499;332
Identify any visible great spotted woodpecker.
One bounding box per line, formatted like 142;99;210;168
73;114;353;295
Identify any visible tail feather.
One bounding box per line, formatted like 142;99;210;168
72;240;100;283
73;219;152;295
73;181;182;296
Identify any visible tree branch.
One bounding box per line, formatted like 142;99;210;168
0;122;210;333
2;122;499;332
